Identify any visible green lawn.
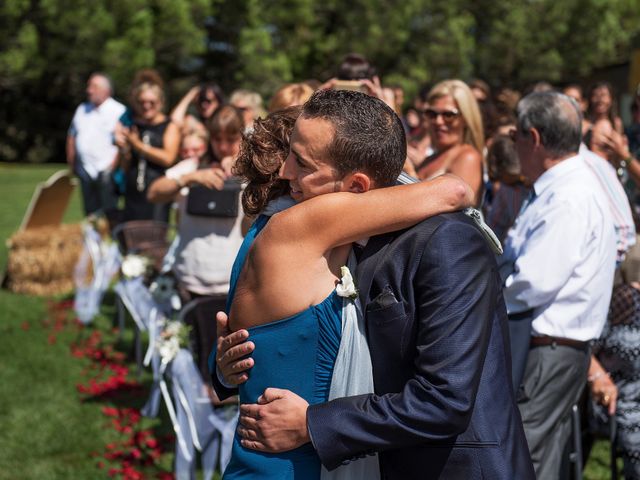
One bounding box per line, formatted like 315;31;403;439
0;164;175;479
0;162;619;479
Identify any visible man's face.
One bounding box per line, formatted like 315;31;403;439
86;76;110;106
279;117;344;202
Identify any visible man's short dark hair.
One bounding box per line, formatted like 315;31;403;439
517;91;582;158
301;89;406;187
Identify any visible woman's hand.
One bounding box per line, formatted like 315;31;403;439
186;167;227;190
599;130;631;166
590;372;618;415
220;156;236;176
361;76;396;110
125;127;143;151
186;85;201;104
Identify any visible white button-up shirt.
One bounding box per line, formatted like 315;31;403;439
68;97;126;178
499;154;617;341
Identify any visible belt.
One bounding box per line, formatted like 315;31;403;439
530;336;590;350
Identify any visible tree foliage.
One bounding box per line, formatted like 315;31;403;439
2;0;640;162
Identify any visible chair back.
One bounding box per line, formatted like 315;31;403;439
179;296;227;390
112;220;169;269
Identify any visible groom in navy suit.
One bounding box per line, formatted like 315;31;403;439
212;89;534;479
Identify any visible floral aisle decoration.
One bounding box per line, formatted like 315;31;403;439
156;320;191;366
121;254;151;280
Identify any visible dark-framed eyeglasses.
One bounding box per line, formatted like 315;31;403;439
421;108;461;123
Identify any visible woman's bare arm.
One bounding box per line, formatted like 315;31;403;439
170;86;199;128
448;146;483;206
264;174;472;256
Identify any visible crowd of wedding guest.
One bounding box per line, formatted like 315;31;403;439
66;52;640;479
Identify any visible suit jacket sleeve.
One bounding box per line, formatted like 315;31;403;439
307;219;498;470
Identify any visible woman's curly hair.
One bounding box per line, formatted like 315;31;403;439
233;106;301;215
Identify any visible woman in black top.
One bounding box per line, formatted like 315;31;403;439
116;73;181;221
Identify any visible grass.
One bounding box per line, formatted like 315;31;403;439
0;163;176;479
0;162;620;479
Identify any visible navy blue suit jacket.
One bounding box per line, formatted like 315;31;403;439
306;212;534;479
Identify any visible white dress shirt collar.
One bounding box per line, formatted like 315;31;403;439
532;154;581;198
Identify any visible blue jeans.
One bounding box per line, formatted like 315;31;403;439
75;163;118;216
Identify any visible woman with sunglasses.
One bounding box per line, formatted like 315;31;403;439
115;71;181;222
415;79;485;206
171;82;226;136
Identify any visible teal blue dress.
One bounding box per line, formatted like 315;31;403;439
221;215;343;479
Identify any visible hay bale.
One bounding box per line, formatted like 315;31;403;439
6;224;83;296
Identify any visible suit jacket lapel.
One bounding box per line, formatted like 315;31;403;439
356;232;395;307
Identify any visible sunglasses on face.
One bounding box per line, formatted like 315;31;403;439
139;99;158;107
421;108;461;123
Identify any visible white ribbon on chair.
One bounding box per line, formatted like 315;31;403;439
74;224;122;324
169;349;239;479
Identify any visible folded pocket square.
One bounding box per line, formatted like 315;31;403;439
371;286;398;308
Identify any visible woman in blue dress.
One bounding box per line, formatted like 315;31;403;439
221;95;473;479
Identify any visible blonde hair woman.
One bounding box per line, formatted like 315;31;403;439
415;79;485;205
268;83;315;113
115;71;180;221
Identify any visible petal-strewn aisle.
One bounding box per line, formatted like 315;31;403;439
46;297;177;479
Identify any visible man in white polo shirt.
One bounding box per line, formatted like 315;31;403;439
66;72;126;215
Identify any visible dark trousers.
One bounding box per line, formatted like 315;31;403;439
75;163;118;216
518;344;591;480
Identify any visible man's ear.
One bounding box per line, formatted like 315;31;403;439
343;172;373;193
530;127;542;149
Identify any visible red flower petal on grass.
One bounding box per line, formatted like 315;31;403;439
145;438;158;449
47;334;57;345
156;473;175;480
102;407;119;417
20;321;30;331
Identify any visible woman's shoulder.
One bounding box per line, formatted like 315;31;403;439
453;144;482;162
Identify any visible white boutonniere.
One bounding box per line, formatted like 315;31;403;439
336;266;358;300
121;254;150;279
156;320;190;365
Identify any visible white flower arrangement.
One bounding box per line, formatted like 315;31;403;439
121;254;150;279
336;265;358;300
149;275;182;311
156;320;190;365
